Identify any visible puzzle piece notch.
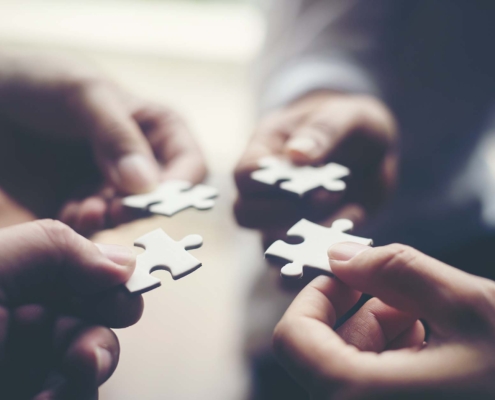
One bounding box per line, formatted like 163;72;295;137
265;218;372;279
122;180;219;217
251;157;350;196
125;228;203;294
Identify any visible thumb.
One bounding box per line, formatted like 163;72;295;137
328;242;484;331
0;220;136;305
75;83;160;194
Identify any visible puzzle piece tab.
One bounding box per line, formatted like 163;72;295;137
122;180;218;217
251;157;350;196
265;219;372;279
125;228;203;293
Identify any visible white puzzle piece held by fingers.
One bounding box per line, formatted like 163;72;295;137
122;180;218;217
265;219;372;279
251;156;350;196
125;228;203;294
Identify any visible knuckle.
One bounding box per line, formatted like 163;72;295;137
451;279;495;332
35;219;72;239
34;219;77;259
375;244;419;279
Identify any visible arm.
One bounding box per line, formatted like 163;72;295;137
257;0;397;111
234;0;398;235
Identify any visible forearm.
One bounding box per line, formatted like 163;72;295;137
257;0;397;112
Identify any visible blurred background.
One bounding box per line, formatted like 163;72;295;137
0;1;268;399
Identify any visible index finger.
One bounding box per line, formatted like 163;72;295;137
235;109;306;195
273;276;361;388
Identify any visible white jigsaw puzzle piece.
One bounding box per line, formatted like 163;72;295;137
125;228;203;294
265;219;372;279
251;157;350;196
122;180;218;217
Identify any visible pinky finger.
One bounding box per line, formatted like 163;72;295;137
74;197;107;236
61;325;119;393
58;200;81;230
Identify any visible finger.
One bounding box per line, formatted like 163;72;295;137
74;197;107;236
329;243;488;330
73;84;160;194
336;298;424;352
58;200;80;229
305;188;345;216
273;276;361;388
32;372;68;400
133;105;207;183
274;274;466;393
34;381;98;400
2;305;54;399
235;110;304;195
285;95;396;165
0;220;135;305
77;286;144;328
61;324;119;390
107;196;145;228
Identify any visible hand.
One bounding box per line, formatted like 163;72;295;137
0;219;142;399
0;51;206;234
274;243;495;399
234;92;397;232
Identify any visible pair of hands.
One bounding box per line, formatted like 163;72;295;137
274;242;495;399
0;51;205;234
0;219;141;399
233;86;495;397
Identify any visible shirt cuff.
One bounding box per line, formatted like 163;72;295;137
259;57;383;113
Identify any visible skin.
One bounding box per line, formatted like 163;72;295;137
274;242;495;399
0;219;143;399
0;50;207;235
234;91;398;240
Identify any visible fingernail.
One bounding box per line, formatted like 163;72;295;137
95;346;113;384
286;137;319;160
116;153;159;193
95;243;135;268
329;242;370;262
